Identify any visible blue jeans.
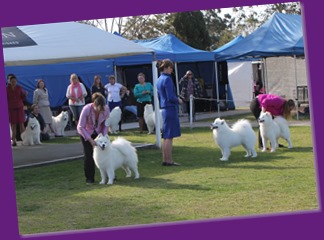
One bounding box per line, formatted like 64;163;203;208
69;105;84;122
108;101;122;111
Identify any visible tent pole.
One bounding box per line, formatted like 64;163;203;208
263;58;268;93
114;65;117;81
214;61;220;117
294;54;299;120
152;55;161;148
175;62;180;96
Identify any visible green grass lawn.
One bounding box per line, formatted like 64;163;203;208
14;125;318;235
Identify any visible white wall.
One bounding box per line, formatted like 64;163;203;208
265;56;308;100
228;61;254;108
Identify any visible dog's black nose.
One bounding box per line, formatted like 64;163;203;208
210;124;217;130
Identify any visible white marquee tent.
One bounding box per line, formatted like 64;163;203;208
2;22;164;147
2;22;154;66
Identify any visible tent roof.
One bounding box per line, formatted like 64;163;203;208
212;35;244;53
214;13;304;61
2;22;154;66
133;34;214;62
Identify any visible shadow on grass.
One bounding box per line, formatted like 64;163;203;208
110;176;212;191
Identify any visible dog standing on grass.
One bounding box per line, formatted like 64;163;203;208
211;118;257;161
258;111;293;152
93;134;140;185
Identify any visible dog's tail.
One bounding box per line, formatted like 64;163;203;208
232;119;254;133
111;137;138;163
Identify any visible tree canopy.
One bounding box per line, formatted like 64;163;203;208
79;2;301;51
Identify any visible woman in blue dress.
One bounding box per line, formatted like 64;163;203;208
156;59;183;166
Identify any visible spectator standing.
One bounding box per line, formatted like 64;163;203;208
6;76;28;146
133;73;153;133
179;70;203;120
33;79;55;134
66;73;88;127
104;75;127;111
91;75;107;98
78;76;92;104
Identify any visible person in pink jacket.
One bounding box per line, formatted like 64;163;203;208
250;93;295;149
77;92;110;184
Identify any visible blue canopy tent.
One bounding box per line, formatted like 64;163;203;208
213;13;305;117
114;34;234;113
115;34;216;84
213;35;244;54
214;13;304;61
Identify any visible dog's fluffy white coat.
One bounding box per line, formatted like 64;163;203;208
93;134;140;185
52;111;69;136
258;111;293;152
143;104;162;134
211;118;257;161
21;116;41;146
105;107;122;134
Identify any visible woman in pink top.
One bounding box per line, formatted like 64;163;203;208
66;73;88;127
77;92;110;184
250;93;295;148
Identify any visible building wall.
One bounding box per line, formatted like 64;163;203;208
266;56;308;102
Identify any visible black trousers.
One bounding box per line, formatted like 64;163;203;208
249;98;262;148
80;132;98;182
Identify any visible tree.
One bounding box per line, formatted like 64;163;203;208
228;2;301;37
121;14;175;40
78;3;302;49
263;2;301;15
203;9;234;50
173;11;211;50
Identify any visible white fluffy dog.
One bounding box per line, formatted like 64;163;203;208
258;111;293;152
143;104;162;134
105;107;122;134
21;116;41;146
93;134;140;185
52;111;69;136
211;118;257;161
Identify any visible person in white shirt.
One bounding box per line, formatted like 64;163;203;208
104;75;127;111
66;73;88;127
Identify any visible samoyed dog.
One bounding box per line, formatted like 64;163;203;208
258;111;293;152
52;111;69;136
93;134;140;185
144;104;162;134
105;107;122;134
21;116;41;146
211;118;257;161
